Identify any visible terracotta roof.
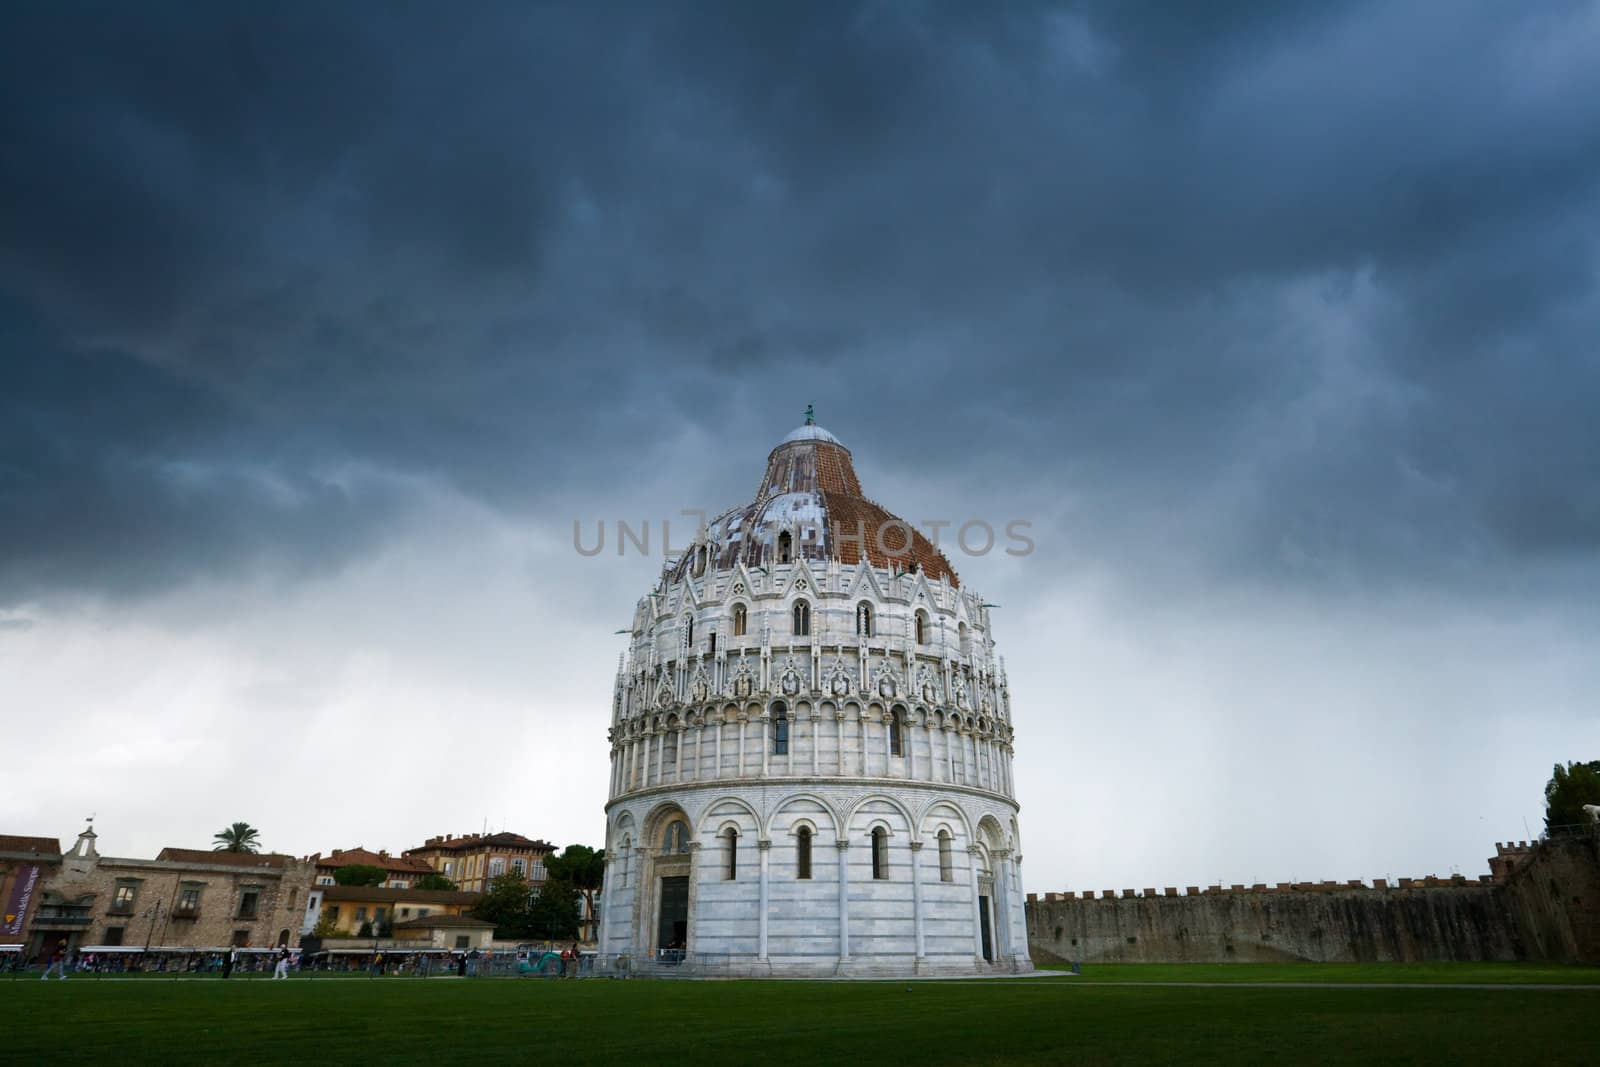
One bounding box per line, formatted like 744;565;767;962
154;848;294;869
393;914;496;929
668;425;960;587
319;885;480;905
314;848;436;875
405;832;555;855
0;835;62;857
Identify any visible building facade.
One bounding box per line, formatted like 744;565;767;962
403;832;554;893
306;884;479;936
22;825;314;958
310;847;437;888
599;417;1031;976
2;835;62;956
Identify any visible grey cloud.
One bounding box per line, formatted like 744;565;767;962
1;1;1598;604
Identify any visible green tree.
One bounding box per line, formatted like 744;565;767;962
414;873;457;891
1544;760;1600;833
212;821;261;853
471;874;535;939
544;844;604;940
333;864;388;887
310;913;340;938
527;878;580;941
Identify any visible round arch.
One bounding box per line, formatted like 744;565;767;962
845;792;919;844
764;792;844;840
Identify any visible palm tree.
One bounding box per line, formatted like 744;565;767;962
213;821;262;854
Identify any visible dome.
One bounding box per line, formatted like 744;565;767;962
600;413;1030;979
780;422;844;446
668;417;959;586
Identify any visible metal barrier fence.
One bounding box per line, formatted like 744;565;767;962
3;946;768;980
588;952;765;979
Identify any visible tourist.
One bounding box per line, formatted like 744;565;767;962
40;941;69;981
223;945;238;979
273;946;291;980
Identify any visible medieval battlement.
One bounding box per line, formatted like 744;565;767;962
1026;873;1499;904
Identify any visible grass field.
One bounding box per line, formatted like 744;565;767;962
4;967;1597;1065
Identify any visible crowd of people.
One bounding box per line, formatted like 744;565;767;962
9;937;593;980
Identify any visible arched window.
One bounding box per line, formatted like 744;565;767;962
707;631;716;656
871;828;888;880
663;723;679;767
889;707;904;757
663;820;690;855
777;531;793;564
938;830;953;883
772;702;789;755
792;601;811;636
796;826;812;880
685;616;694;646
724;828;738;881
732;603;748;637
856;602;873;637
694;545;706;577
959;622;970;657
914;610;928;645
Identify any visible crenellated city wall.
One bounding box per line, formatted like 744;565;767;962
1026;833;1600;965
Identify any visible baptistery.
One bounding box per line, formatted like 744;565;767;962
598;414;1030;975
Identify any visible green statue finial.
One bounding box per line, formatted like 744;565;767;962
804;403;815;426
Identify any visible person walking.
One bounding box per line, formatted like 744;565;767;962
40;941;69;980
273;946;291;980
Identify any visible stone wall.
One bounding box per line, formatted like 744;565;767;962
1026;834;1600;965
1498;831;1600;963
34;840;315;956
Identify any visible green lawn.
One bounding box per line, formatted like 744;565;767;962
1044;961;1600;985
3;975;1596;1065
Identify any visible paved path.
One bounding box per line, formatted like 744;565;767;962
938;978;1600;991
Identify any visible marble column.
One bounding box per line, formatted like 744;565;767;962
992;848;1011;959
968;845;985;962
910;840;925;960
837;840;851;960
758;838;771;960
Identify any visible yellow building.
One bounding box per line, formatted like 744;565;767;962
402;832;554;893
311;885;478;937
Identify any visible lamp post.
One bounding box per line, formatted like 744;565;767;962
141;898;165;973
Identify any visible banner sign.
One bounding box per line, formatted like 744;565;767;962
3;865;41;938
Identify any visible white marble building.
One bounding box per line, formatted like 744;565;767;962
598;414;1031;976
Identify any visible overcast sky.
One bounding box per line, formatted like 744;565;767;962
2;1;1598;891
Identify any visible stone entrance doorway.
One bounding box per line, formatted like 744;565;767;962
978;894;994;962
657;875;689;952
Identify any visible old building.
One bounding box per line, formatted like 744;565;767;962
2;834;62;956
403;832;555;893
20;825;314;957
310;847;438;888
599;415;1031;976
307;884;479;936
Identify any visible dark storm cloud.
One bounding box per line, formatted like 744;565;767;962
1;0;1597;600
